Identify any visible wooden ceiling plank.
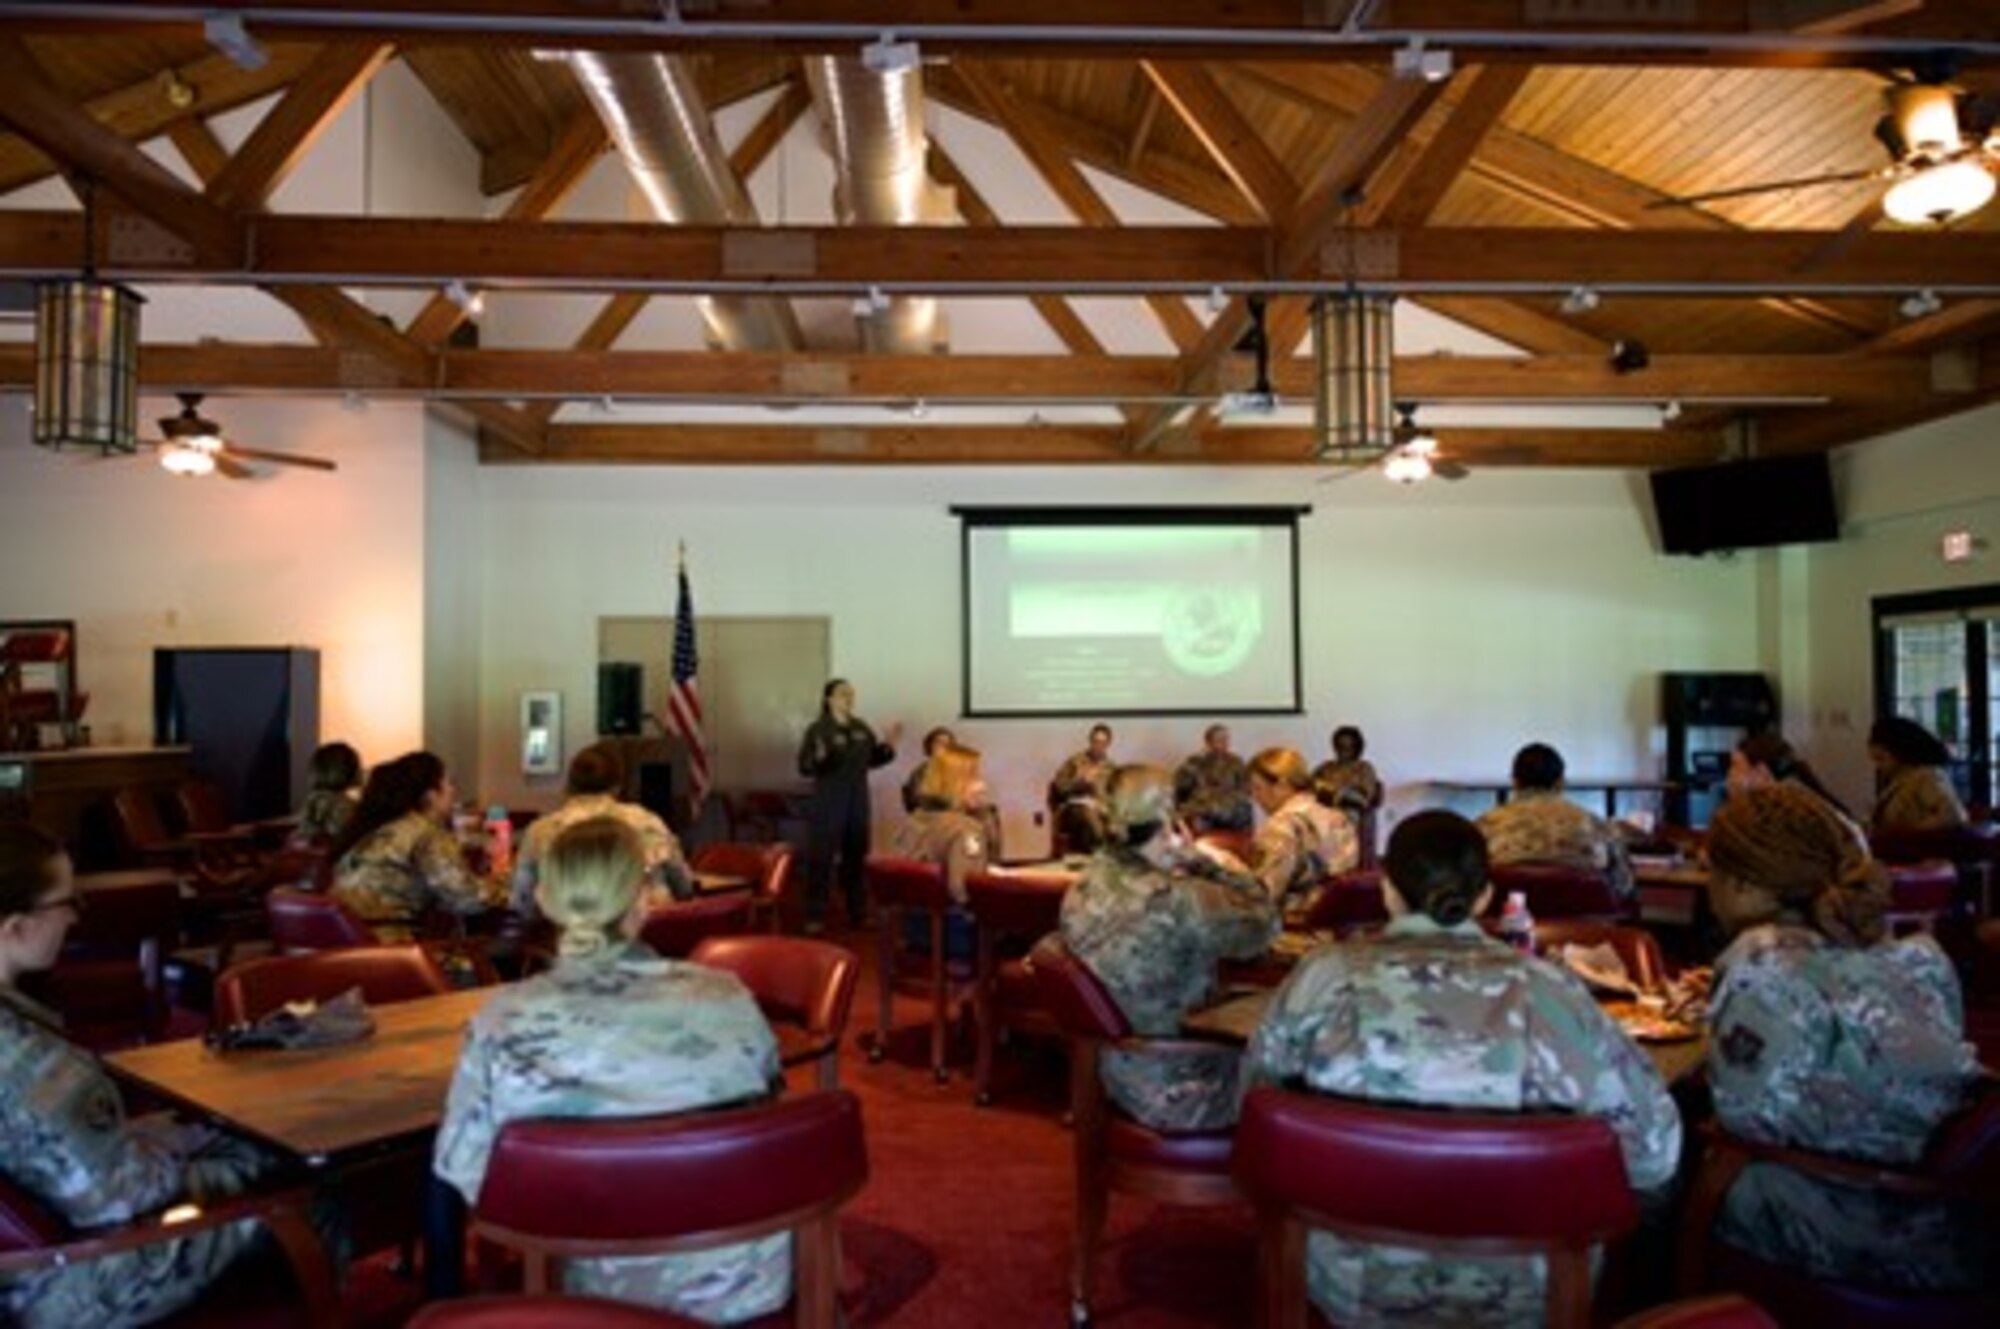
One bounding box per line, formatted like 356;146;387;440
1123;83;1162;173
1408;296;1607;355
1139;60;1295;222
0;44;319;197
956;61;1203;353
1366;64;1529;230
166;118;231;185
408;107;610;346
206;42;392;213
529;420;1728;467
929;142;1106;358
0;35;240;262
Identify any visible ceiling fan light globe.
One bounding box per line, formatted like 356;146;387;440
160;445;215;476
1890;84;1963;161
1383;449;1431;484
1882;160;1995;225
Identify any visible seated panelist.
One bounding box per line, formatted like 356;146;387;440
1246;746;1358;920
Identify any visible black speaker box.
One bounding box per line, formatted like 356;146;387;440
597;662;643;736
1661;672;1776;727
154;647;319;822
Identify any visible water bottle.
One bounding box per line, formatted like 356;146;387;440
1498;890;1536;954
484;804;513;879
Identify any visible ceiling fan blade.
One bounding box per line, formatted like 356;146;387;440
214;454;255;481
1643;168;1884;210
219;444;338;472
1434;459;1471;481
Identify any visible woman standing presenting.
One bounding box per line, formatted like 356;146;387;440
797;679;900;932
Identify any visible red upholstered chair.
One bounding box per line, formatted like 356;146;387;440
1534;920;1671;992
1871;824;2000;917
113;787;266;970
1489;861;1632;921
0;1171;340;1329
266;886;380;954
22;871;181;1048
1884;860;1959;935
1612;1294;1778;1329
1677;1095;2000;1327
864;856;973;1083
213;945;455;1026
1234;1086;1641;1329
469;1091;869;1329
1029;935;1240;1329
637;893;754;959
964;868;1070;1106
690;936;860;1091
690;841;795;933
409;1296;706;1328
1302;868;1388;937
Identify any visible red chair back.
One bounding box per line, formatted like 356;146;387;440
964;869;1069;937
1489;862;1629;920
1304;868;1388;934
865;856;950;911
214;946;454;1026
690;936;859;1043
1870;824;1998;867
409;1297;706;1328
1887;860;1958;916
476;1091;868;1247
267;886;379;953
111;787;177;857
1534;920;1669;991
176;779;237;835
1612;1295;1778;1329
1027;933;1132;1041
1235;1086;1640;1247
691;841;792;905
637;893;754;959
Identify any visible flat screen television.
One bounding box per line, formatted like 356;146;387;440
1648;453;1840;556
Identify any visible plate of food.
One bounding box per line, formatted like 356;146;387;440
1602;1001;1702;1043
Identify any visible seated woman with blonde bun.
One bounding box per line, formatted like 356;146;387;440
434;816;784;1324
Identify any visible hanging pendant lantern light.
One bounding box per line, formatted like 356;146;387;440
1313;290;1395;460
32;176;145;455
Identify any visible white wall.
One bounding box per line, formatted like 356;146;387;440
474;463;1759;850
1796;402;2000;810
0;395;431;767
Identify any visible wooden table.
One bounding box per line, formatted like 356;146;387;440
1183;988;1707;1086
107;987;489;1164
692;870;751;895
1634;861;1710;929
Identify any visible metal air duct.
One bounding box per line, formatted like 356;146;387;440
805;52;952;354
568;51;801;352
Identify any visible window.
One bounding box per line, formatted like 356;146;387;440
1874;585;2000;809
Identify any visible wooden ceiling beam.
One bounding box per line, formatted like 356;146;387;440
3;213;1995;290
0;345;1935;408
1366;65;1528;231
956;61;1203;353
15;3;1989;66
726;77;809;182
1139;61;1295;223
0;36;240;262
522;420;1729;467
1865;300;2000;355
206;42;392;213
1408;296;1611;356
0;44;319;197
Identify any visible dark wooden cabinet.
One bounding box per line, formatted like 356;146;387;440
154;648;319;822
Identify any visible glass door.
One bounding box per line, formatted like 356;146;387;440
1874;587;2000;811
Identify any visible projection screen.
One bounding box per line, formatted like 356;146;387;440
958;507;1304;717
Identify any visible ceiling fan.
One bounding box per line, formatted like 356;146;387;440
1647;77;1998;225
147;393;337;479
1316;402;1469;485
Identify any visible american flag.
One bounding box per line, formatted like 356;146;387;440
667;557;709;807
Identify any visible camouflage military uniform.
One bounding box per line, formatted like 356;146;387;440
510;794;693;917
1476;790;1635;903
1871;765;1968;833
1173;750;1254;833
331;811;507;942
889;806;992;905
0;987;279;1329
435;941;787;1324
1250;791;1358;920
1049;750;1115;848
1310;757;1381;816
1244;916;1681;1326
1706;925;1986;1289
294;789;356;845
1060;841;1277;1131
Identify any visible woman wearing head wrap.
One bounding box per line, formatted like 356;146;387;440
1868;716;1968;834
1703;782;1986;1291
435;817;785;1323
1058;764;1277;1131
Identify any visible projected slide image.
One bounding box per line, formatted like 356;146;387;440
966;520;1298;714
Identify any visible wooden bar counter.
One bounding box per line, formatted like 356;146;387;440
0;745;190;867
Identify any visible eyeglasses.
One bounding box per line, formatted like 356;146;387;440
31;894;85;917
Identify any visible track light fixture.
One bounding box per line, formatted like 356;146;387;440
443;279;485;319
1899;288;1944;320
852;285;892;319
1560;286;1601;315
1391;38;1454;83
861;34;921;73
202;11;268;71
1609;339;1651;375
